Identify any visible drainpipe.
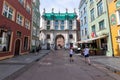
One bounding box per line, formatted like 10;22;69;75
106;0;114;57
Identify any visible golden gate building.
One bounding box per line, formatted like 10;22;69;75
40;9;77;49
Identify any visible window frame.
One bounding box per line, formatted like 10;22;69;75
16;12;24;26
99;20;105;30
2;1;15;21
97;0;103;16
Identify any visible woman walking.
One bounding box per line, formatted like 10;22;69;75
69;47;74;62
83;46;91;65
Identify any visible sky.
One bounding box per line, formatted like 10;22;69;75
40;0;80;15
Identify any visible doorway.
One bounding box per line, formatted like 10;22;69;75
14;39;20;56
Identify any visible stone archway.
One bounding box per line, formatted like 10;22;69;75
55;34;65;49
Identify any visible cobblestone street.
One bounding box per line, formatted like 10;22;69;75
13;50;120;80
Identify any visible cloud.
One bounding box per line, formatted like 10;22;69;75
40;0;80;14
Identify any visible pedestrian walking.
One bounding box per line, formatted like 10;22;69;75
69;47;74;62
83;46;91;65
36;47;40;55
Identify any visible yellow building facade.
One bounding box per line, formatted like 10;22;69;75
108;0;120;56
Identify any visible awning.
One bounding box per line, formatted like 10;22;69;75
77;35;108;43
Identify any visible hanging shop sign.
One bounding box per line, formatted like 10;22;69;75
110;14;117;26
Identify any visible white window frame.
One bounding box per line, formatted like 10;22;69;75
116;10;120;25
25;19;30;29
16;12;24;26
26;3;31;14
2;2;15;21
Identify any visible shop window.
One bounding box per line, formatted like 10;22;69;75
0;30;11;52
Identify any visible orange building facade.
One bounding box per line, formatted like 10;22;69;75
107;0;120;56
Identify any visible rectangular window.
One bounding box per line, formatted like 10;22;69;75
32;27;36;36
2;2;14;20
47;20;50;25
82;30;84;36
81;11;82;17
55;20;58;24
69;20;72;24
55;26;58;30
17;31;22;37
61;20;64;24
85;28;87;35
26;3;31;14
81;20;83;26
16;13;24;26
25;19;30;29
99;20;105;30
47;34;50;39
69;26;72;30
60;26;64;30
90;8;95;21
84;7;86;13
33;12;37;23
69;34;73;39
47;26;50;30
91;25;96;32
97;0;103;16
116;10;120;25
84;17;87;24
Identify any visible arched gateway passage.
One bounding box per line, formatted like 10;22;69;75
55;34;65;49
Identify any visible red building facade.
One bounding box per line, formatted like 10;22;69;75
0;0;32;60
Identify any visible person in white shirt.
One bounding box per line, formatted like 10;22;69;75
69;47;74;62
83;46;91;65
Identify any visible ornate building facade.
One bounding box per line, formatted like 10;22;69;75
40;9;77;49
